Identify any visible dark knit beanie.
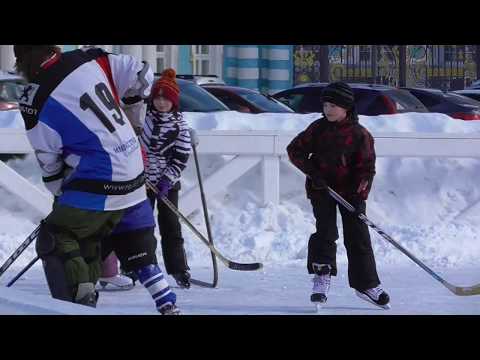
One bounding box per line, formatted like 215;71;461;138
321;81;355;110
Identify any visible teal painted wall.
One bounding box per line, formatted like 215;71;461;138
177;45;192;74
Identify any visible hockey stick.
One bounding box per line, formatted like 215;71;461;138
146;181;262;271
6;255;40;287
0;224;40;279
189;278;216;288
190;130;218;288
328;186;480;296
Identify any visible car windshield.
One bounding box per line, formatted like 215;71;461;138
457;92;480;102
237;91;293;113
385;89;427;111
0;80;24;102
178;82;229;112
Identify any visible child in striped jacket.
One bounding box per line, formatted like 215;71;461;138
140;68;192;289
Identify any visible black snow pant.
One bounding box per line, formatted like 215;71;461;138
307;191;380;291
147;185;190;275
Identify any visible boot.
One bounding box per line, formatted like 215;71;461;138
310;263;331;304
172;271;191;289
75;282;99;308
355;285;390;309
158;303;181;315
98;274;134;291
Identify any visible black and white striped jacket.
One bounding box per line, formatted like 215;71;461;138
140;107;191;187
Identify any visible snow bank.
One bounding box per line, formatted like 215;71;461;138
185;111;480;133
181;111;480;268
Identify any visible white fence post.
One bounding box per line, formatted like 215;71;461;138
262;155;280;231
262;155;280;207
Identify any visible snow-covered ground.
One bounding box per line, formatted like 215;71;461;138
1;111;480;314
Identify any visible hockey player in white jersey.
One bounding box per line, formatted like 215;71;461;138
14;45;179;310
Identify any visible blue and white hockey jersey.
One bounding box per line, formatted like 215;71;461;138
19;48;153;211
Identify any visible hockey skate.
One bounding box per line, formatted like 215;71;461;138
355;285;391;310
75;283;99;308
158;303;181;315
311;263;331;311
76;290;99;308
98;274;135;291
121;269;139;284
172;271;191;289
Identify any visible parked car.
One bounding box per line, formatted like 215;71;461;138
273;83;428;115
0;71;24;113
154;74;230;112
203;85;294;113
176;74;225;86
452;89;480;102
402;87;480;120
0;71;25;129
176;78;230;112
466;79;480;90
0;71;27;160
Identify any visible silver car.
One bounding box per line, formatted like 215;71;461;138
0;71;25;129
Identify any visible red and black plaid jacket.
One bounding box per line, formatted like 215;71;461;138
287;116;376;201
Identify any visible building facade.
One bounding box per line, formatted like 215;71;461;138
5;45;477;91
0;45;294;94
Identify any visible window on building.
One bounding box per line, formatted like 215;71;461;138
111;45;121;54
156;46;166;73
156;58;165;72
192;45;212;75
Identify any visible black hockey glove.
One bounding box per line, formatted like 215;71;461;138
349;195;366;217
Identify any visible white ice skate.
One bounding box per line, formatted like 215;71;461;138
355;285;391;310
98;274;135;291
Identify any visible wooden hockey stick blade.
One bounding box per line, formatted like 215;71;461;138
446;282;480;296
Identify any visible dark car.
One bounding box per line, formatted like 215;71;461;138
402;87;480;120
0;71;27;161
153;74;229;112
466;79;480;90
273;83;428;116
0;71;25;112
203;85;294;113
452;89;480;102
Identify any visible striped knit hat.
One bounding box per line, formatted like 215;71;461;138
321;81;355;110
151;68;180;108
